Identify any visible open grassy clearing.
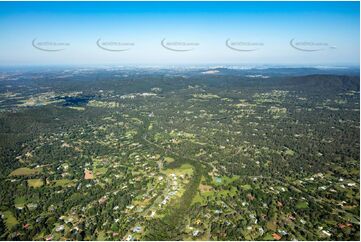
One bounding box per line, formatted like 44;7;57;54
1;211;19;229
9;167;42;176
27;178;44;188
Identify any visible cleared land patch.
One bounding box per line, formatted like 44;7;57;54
2;211;19;229
27;178;44;188
9;167;42;176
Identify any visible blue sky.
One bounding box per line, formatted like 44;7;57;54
0;1;359;66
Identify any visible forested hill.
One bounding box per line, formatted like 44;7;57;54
286;75;360;91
